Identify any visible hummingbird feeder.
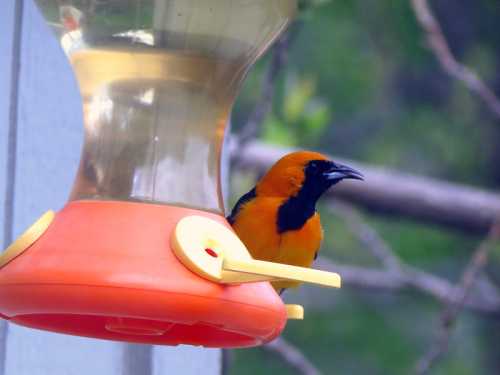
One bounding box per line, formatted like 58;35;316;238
0;0;341;348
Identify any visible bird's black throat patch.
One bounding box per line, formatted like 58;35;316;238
277;194;316;233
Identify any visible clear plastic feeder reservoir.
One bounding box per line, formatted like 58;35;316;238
62;0;296;212
0;0;341;349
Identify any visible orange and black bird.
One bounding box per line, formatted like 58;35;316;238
227;151;363;293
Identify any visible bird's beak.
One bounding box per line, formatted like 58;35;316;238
324;162;364;181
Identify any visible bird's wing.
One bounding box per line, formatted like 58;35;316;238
227;187;256;225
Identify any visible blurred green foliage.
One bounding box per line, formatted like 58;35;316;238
230;0;500;374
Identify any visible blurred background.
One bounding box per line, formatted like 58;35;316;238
226;0;500;374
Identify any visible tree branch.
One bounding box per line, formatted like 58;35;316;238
323;201;500;313
263;337;322;375
230;140;500;233
329;200;403;272
410;0;500;119
415;221;500;374
315;257;500;315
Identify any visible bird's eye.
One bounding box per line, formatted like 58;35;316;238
309;161;319;172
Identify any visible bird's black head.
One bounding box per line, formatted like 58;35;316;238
301;159;364;203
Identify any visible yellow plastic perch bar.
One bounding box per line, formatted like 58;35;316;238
221;258;341;287
171;215;341;288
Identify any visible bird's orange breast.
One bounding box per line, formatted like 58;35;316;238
231;197;323;290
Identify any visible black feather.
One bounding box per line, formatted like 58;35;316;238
227;187;256;224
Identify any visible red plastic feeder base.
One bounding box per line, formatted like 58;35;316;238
0;201;287;348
